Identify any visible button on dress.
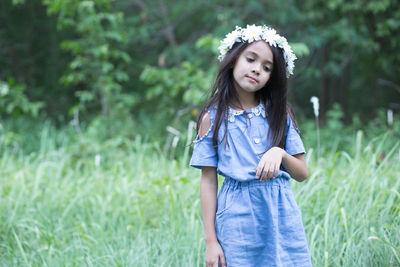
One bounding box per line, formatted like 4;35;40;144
190;103;312;267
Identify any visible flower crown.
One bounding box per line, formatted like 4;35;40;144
218;25;297;77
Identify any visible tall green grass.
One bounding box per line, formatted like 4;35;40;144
0;121;399;266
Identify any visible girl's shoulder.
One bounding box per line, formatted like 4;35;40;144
197;106;218;137
203;106;217;120
198;112;213;139
286;112;301;135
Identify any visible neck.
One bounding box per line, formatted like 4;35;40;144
232;90;258;111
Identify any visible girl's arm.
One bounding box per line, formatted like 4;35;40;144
196;112;226;266
281;151;308;182
201;166;218;243
256;147;308;182
201;166;226;267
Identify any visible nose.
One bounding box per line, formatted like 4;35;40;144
251;64;261;75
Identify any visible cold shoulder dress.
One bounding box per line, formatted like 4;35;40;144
190;103;312;267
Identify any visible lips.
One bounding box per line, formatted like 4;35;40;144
246;75;258;83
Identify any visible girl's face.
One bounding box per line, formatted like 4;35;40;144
232;41;273;96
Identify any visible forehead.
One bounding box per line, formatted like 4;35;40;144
242;41;273;62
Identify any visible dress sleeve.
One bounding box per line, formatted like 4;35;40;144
189;110;218;169
285;115;306;155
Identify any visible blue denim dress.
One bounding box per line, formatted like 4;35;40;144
190;103;312;267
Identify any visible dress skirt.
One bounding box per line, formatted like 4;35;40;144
215;176;312;267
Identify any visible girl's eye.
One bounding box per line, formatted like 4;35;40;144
263;66;271;72
246;57;255;62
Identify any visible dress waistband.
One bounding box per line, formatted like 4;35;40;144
223;172;291;189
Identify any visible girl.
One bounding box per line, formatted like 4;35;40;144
190;25;312;267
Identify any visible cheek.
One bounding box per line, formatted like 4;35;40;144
232;69;239;83
232;65;243;82
261;73;271;85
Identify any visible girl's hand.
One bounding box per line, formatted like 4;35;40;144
256;147;284;181
205;240;226;267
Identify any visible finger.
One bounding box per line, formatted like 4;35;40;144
266;165;274;181
270;163;277;179
271;169;277;179
219;253;227;267
259;167;264;181
259;164;265;181
206;260;214;267
256;161;264;179
256;165;261;179
261;163;270;181
268;162;278;180
264;164;272;181
273;163;279;178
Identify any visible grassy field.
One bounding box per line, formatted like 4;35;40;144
0;121;399;266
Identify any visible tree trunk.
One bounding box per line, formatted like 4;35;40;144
341;61;349;124
320;44;329;126
99;88;108;116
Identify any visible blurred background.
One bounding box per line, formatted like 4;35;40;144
1;0;400;266
1;0;399;141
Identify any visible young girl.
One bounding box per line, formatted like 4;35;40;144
190;25;312;267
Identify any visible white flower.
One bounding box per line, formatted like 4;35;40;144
222;30;241;49
217;25;297;77
242;24;263;42
218;44;230;61
310;96;319;117
218;28;242;61
262;28;278;46
218;44;228;54
282;43;293;56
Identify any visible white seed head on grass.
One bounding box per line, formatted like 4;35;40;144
310;96;319;117
95;154;101;167
387;109;393;126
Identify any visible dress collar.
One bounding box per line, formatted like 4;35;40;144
228;102;266;122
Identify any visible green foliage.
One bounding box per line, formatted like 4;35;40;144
290;42;310;58
301;102;400;159
140;61;215;114
325;103;344;131
195;35;220;55
1;0;399;129
0;119;399;265
0;79;43;118
44;0;133;117
293;0;400;120
11;0;25;4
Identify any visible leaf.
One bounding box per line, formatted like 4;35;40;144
290;42;310;57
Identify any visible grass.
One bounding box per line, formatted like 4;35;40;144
295;130;400;266
0;120;399;266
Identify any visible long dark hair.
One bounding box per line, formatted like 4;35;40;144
196;40;295;148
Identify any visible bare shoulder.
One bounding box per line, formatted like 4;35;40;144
199;112;212;138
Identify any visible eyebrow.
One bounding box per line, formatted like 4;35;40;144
246;51;273;65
